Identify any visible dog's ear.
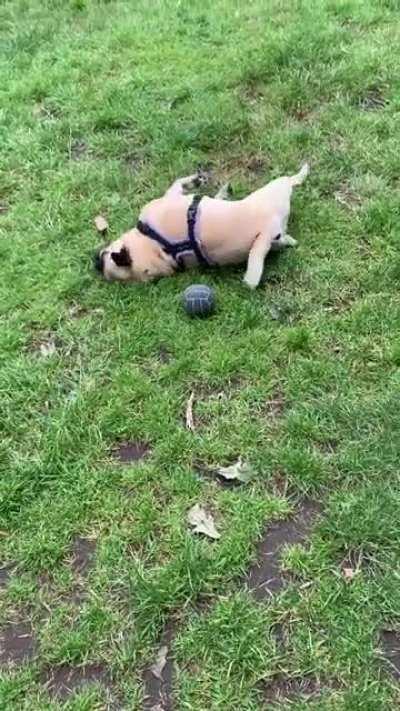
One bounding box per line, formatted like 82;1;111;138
111;246;132;267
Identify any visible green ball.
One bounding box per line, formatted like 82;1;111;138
182;284;216;318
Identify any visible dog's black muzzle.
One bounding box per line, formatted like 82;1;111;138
93;250;105;274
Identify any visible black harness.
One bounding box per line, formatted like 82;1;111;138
136;195;211;269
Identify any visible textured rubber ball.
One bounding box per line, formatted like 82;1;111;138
182;284;216;318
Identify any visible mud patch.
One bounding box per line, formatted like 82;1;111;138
334;184;362;210
239;81;264;105
70;537;96;577
262;675;328;704
0;622;36;663
245;155;267;175
158;347;172;364
246;501;320;600
29;331;65;358
0;565;13;588
314;439;338;455
143;622;175;711
33;101;62;121
70;138;89;160
291;105;313;122
359;88;387;110
380;630;400;680
222;152;267;177
264;390;286;418
113;441;151;463
271;472;290;498
42;663;110;699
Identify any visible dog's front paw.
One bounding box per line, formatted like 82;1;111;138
194;166;212;187
243;273;259;289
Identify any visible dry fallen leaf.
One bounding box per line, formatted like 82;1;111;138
40;339;56;357
94;215;109;234
150;645;168;681
185;392;195;431
187;504;220;540
217;458;254;484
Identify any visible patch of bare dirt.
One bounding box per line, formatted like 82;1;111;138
222;152;268;177
239;81;265;105
380;630;400;680
29;331;68;358
334;183;362;210
69;138;89;160
291;105;313;122
245;501;321;600
314;439;338;456
112;441;151;464
70;537;96;577
0;565;13;588
123;149;148;173
41;663;111;699
359;87;387;110
271;471;290;498
33;101;62;121
262;675;334;704
0;622;36;663
142;622;176;710
264;390;286;418
158;347;172;364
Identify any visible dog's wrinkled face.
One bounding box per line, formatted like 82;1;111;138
94;237;136;282
94;230;176;283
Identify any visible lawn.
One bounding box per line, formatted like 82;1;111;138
1;0;400;708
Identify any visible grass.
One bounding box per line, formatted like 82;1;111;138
1;0;400;708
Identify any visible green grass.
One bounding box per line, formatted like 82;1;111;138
1;0;400;708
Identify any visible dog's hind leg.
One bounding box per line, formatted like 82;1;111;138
243;230;274;289
289;162;309;187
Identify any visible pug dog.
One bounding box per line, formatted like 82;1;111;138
94;163;309;289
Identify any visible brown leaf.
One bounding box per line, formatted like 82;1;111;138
94;215;109;234
187;504;220;539
185;392;195;431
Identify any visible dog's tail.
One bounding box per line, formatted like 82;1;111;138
290;162;309;187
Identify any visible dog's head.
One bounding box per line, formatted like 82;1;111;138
94;236;135;282
94;230;175;283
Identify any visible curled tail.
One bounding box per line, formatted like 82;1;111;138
290;162;309;187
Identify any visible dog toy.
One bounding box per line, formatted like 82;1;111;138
182;284;215;317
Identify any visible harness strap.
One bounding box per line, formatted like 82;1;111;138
136;195;211;269
186;194;209;267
